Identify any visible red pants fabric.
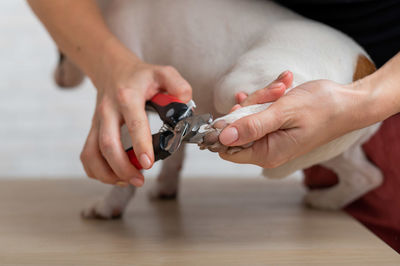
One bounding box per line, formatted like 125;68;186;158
304;114;400;252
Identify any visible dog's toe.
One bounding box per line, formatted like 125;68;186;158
148;188;178;201
54;53;84;88
199;119;253;154
81;200;123;220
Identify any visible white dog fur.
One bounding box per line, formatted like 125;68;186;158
79;0;382;218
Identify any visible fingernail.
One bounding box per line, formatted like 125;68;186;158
219;127;239;145
116;181;129;187
139;153;152;169
130;178;144;187
278;71;289;80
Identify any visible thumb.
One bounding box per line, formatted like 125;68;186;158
219;104;284;146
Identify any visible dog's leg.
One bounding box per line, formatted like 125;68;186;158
305;144;383;210
81;185;136;219
54;51;85;88
148;145;185;200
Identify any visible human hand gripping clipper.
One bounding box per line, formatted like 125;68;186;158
120;93;213;170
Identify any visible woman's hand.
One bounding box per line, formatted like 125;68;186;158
218;76;373;168
80;45;192;187
28;1;192;187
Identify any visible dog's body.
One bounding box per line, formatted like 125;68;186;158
68;0;382;218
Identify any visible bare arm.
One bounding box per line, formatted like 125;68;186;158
28;0;192;186
358;53;400;125
27;0;129;79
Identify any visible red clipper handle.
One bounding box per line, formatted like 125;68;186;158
125;131;174;170
126;149;143;170
150;93;184;106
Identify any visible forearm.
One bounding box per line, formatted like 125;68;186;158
353;52;400;125
27;0;138;80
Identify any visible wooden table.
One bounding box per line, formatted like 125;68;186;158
0;178;398;265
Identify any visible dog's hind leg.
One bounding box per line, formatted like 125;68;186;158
304;144;383;210
81;185;136;219
148;145;185;200
54;51;85;88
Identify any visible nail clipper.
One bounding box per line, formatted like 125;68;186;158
121;93;213;170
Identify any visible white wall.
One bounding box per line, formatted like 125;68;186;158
0;1;266;179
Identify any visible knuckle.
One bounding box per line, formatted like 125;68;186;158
161;65;178;76
269;107;284;128
80;146;93;164
80;150;88;164
99;134;115;155
116;87;131;106
134;69;154;82
244;117;264;140
126;119;146;132
97;98;110;116
179;81;192;94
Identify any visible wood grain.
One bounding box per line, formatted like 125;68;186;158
0;178;398;265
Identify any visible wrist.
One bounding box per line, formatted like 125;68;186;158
349;55;400;126
346;77;380;126
88;36;141;90
342;74;390;132
101;37;140;69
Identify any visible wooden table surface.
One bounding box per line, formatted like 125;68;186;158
0;178;398;265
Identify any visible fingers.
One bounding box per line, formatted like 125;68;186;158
236;70;293;107
219;144;261;166
239;83;285;107
219;104;284;146
218;134;274;167
220;71;292;146
98;101;145;186
220;127;303;170
80;125;120;185
277;70;293;90
235;92;248;104
117;85;154;170
156;66;192;102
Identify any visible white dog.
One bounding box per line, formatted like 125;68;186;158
55;0;382;218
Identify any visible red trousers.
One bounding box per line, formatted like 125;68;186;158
304;114;400;253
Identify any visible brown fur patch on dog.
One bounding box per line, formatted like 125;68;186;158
353;54;376;81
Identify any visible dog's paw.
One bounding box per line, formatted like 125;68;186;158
304;190;344;210
54;53;84;88
148;183;178;201
198;104;268;153
199;120;253;154
81;199;123;220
